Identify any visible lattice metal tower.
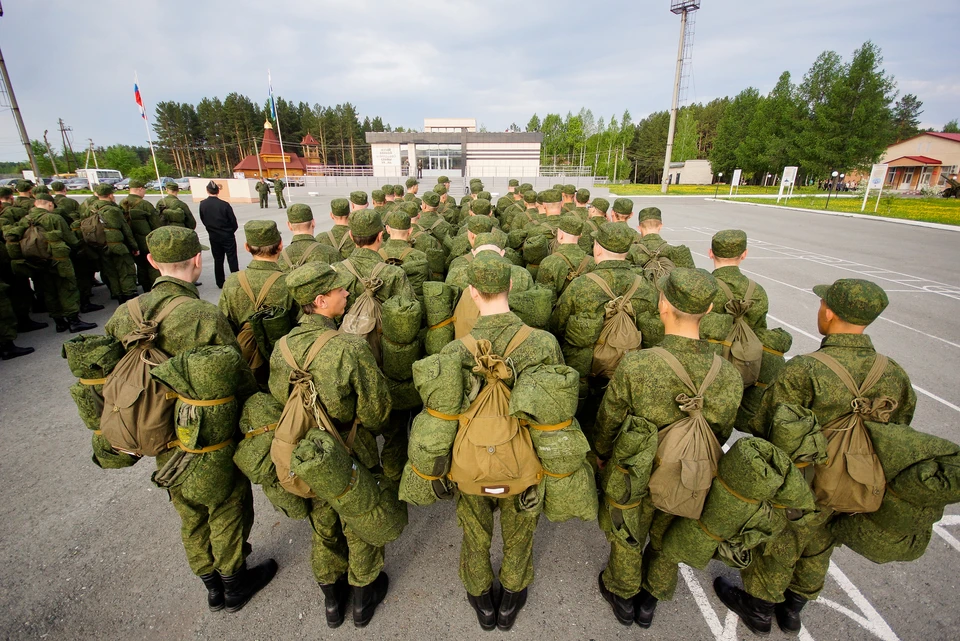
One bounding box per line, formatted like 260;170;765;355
660;0;700;193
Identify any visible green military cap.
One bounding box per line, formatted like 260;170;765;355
552;183;564;191
557;215;583;236
94;183;115;196
473;232;504;250
711;229;747;258
393;185;405;197
591;197;610;214
470;183;483;194
400;201;420;216
349;208;384;237
50;181;65;191
437;175;450;184
32;185;50;195
403;193;416;202
519;183;533;193
470;178;483;185
422;191;440;207
576;188;590;204
384;210;411;230
540;189;562;204
478;191;491;202
468;253;512;294
508;179;520;187
15;179;34;192
592;221;634;254
470;198;492;216
0;187;13;198
244;220;282;246
330;198;350;217
381;183;393;194
287;203;314;223
286;262;352;306
562;184;576;195
33;193;54;203
432;184;447;195
349;191;368;206
659;268;718;315
523;190;537;204
372;189;386;202
147;226;208;263
166;182;180;191
466;215;495;235
612;198;634;216
638;206;662;222
411;195;422;207
405;177;418;188
128;178;146;189
813;279;888;326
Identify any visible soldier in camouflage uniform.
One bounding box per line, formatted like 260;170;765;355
595;267;742;628
0;278;33;359
571;188;590;218
120;179;162;291
52;182;104;312
90;183;140;301
105;226;276;613
705;229;769;332
272;178;286;209
269;262;392;628
628;207;694;276
578;197;609;255
560;184;577;212
717;278;916;636
316;198;356;260
156;183;197;229
535;214;594;297
279;204;341;271
0;186;47;331
256;178;269;209
410;192;451;281
440;254;564;631
446;232;534;295
14;180;35;209
371;190;388;220
404;177;419;198
379;211;429;300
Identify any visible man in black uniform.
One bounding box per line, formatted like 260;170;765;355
198;181;238;288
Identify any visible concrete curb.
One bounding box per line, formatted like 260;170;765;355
707;197;960;233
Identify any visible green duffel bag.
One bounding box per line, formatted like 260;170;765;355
412;353;469;415
542;461;598;523
249;306;293;361
529;418;590;476
831;513;934;564
423;281;459;354
62;334;125;430
382;337;421;382
700;313;733;356
91;432;139;469
382;296;422;345
510;364;579;427
601;416;659;508
387;377;422;411
767;403;828;466
509;286;555;329
564;312;603;349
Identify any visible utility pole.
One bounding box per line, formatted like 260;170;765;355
43;130;58;176
58;118;78;171
0;10;41;178
661;1;701;193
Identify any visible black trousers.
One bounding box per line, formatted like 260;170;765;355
209;235;239;288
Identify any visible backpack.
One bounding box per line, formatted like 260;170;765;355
635;241;676;283
99;296;191;457
646;347;725;519
453;255;481;339
449;325;543;496
326;229;352;256
20;220;51;261
235;271;284;374
715;280;764;388
339;259;387;365
280;242;321;270
586;273;644;378
808;352;890;514
80;214;107;248
271;331;357;498
555;253;592;294
378;246;413;267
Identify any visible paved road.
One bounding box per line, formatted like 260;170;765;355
1;196;958;641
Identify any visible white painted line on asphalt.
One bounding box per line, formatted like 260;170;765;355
680;565;741;640
817;562;900;641
876;316;960;350
933;515;960;552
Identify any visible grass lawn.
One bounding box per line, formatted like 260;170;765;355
604;183;789;196
730;194;960;226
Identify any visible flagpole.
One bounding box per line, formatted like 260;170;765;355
135;71;163;188
269;69;291;203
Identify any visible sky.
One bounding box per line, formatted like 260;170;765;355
0;0;957;163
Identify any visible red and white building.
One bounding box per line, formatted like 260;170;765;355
879;132;960;191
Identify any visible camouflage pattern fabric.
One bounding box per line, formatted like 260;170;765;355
0;279;17;340
217;260;299;335
378;238;429;300
315;224;356;260
535;243;594;297
157;195;197;229
707;265;770;330
273;179;286;208
334;247;418;313
628;233;695;271
91;200;138;298
280;234;341;271
120;194;162;291
256;181;270;208
19;207;81;319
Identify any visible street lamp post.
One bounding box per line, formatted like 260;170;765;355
714;172;723;198
825;170;839;209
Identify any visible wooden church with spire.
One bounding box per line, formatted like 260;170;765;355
233;120;313;179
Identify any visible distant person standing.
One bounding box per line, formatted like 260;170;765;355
199;181;239;288
272;178;286;209
256;178;270;209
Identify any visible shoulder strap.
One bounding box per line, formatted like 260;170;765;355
460;334;479;359
377;248;389;261
255;272;283;308
635;243;654;259
808;351;889;397
340;258;361;281
622;276;643;302
430;218;443;231
370;261;387;279
298;242;319;266
279;248;293;268
237;271;256;304
743;279;757;303
556;251;575;271
576;255;592;274
715;279;735;302
504;325;534;357
327;230;337;246
278;329;339;373
128;295;191;327
648;347;724;397
586;272;616;300
337;230;350;251
400;247;413;261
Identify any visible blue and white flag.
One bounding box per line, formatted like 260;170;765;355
268;70;277;121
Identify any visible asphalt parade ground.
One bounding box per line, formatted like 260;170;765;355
1;195;958;640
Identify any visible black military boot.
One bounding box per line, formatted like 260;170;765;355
714;577;775;636
598;572;634;626
0;341;34;360
467;587;499;631
221;559;278;613
496;587;527;631
55;317;71;332
634;589;659;628
199;572;224;612
68;315;97;333
318;576;349;628
17;318;47;332
353;572;389;627
80;300;105;313
775;590;808;635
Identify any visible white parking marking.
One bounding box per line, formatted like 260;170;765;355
933;515;960;553
817;562;900;641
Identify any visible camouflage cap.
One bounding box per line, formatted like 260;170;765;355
540;189;562;204
593;221;634;254
437;175;450;184
576;188;590;204
711;229;747;258
470;183;483;194
348;208;384;237
330;198;350;217
0;187;13;198
478;191;491;202
381;183;393;194
519;183;533;193
432;184;447;195
50;181;65;191
421;191;440;207
470;178;483;185
591;197;610;214
33;193;54;203
612;198;634;216
15;180;34;192
286;262;352;306
508;179;519;187
94;183;115;196
466;215;495;235
372;189;386;202
659;268;718;315
32;185;50;195
522;190;537;204
557;215;583;236
349;191;368;206
393;185;405;197
552;183;564;191
468;253;512;294
244;220;282;246
470;198;492;216
128;178;146;189
287;203;314;223
403;193;416;202
400;201;420;216
411;195;422;207
166;182;180;191
562;184;576;195
147;226;208;263
813;279;888;326
384;210;411;230
638;206;662;222
405;177;418;188
472;232;505;250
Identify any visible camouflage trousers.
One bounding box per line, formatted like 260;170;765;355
601;495;657;599
642;510;681;600
134;252;160;292
71;249;99;302
309;499;384;587
0;280;17;340
740;509;836;603
456;493;540;597
259;193;268;208
0;262;33;325
169;475;254;577
33;259;80;319
381;409;413;483
99;250;137;297
275;192;286;208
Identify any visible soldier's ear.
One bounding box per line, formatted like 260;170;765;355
147;253;160;270
740;249;748;261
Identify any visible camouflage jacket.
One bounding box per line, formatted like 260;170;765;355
706;265;769;331
415;210;453;242
120;194;162;251
255;181;269;195
156;195;197;229
93;200;138;253
446;253;534;294
19;206;80;249
627;233;695;271
577;216;605;255
78;195;99;218
745;333;916;439
53;194;79;220
378;238;429;299
594;334;743;458
218;259;299;335
272;179;285;192
535;243;595;297
316;224;355;260
279;234;341;272
267;313;391;430
334;246;417;311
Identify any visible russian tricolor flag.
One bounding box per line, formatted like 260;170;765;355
134;83;145;119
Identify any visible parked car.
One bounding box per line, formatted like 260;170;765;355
0;178;18;187
146;177;177;191
174;177;191;191
114;178;130;191
65;177;90;191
